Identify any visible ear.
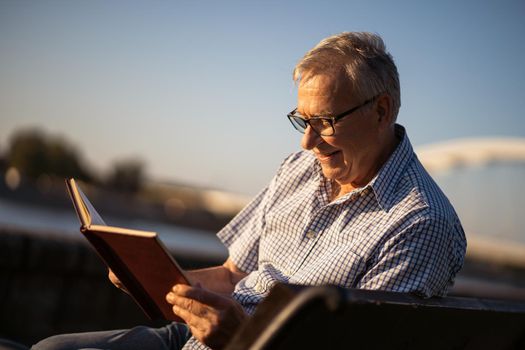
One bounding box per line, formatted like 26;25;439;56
375;94;394;127
378;105;386;118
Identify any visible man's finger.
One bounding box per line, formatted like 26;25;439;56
167;292;217;319
171;284;230;307
172;304;210;336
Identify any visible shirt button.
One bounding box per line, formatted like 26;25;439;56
305;231;316;239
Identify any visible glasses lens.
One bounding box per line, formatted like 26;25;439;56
289;116;307;133
309;118;334;136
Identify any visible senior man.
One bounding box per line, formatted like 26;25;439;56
33;32;466;350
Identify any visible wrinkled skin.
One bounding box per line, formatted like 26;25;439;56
166;283;247;349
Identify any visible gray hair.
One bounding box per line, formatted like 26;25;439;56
293;32;401;119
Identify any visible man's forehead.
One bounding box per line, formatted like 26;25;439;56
297;71;354;115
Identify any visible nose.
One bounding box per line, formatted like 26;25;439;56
301;126;323;150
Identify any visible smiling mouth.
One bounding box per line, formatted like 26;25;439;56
316;150;340;161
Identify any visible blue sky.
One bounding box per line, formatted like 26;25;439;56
1;0;524;194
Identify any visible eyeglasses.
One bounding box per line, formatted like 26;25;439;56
287;95;377;136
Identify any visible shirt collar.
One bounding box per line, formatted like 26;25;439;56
369;124;414;211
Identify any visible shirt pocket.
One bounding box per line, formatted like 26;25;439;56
288;246;365;288
259;203;307;266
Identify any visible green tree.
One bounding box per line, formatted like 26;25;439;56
106;159;145;193
6;128;92;181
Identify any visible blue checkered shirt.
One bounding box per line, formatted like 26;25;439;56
183;125;466;349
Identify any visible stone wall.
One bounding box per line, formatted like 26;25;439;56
0;226;223;346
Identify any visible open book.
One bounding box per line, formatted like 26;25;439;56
66;178;191;322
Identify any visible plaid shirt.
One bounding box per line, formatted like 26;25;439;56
184;125;466;350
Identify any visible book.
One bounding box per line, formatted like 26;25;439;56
65;178;191;322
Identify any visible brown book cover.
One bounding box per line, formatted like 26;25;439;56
65;178;190;322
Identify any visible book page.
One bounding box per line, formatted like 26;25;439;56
77;185;106;226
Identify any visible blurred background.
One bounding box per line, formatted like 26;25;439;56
1;0;524;346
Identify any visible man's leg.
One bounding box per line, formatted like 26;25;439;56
31;323;191;350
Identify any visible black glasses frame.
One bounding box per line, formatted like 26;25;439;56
287;95;378;136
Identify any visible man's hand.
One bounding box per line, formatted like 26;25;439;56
166;284;247;349
108;269;129;294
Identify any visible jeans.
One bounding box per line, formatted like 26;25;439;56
31;323;191;350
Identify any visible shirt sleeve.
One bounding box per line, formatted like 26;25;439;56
216;153;298;273
356;215;465;297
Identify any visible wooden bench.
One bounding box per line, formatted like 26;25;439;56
225;283;525;350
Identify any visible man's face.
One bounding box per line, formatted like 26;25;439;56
297;72;384;188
